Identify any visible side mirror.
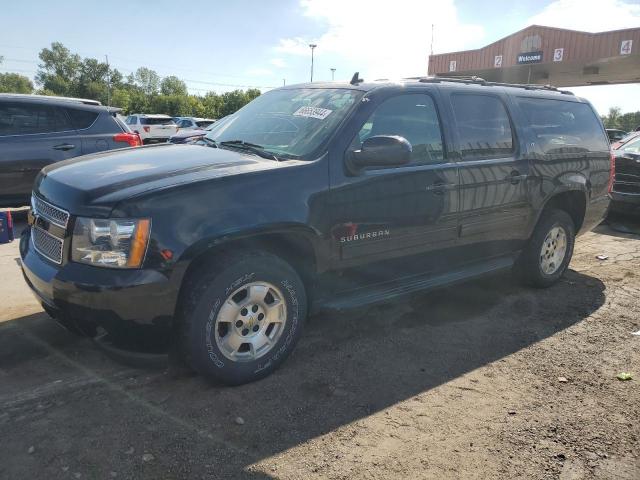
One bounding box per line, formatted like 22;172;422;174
347;135;412;174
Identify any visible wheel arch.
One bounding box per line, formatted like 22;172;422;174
172;225;324;319
532;188;588;236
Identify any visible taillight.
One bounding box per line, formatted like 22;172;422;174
113;132;142;147
608;151;615;193
143;126;150;133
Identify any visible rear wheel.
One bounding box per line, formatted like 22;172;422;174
515;209;575;288
179;251;307;385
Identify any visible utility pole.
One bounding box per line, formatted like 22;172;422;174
283;78;286;86
309;44;317;82
330;68;336;81
105;54;111;107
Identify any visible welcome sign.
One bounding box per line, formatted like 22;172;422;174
517;51;543;64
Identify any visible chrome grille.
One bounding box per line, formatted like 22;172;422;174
32;195;70;228
32;226;64;264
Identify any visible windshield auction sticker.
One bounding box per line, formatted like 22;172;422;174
293;106;333;120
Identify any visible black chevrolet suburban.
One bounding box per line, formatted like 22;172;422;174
20;78;611;385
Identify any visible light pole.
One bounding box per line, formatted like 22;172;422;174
330;68;336;81
309;44;317;82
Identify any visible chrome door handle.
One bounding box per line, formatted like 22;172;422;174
426;182;456;194
509;172;528;184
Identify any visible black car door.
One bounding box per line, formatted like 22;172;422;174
0;101;81;206
328;90;459;278
444;90;533;256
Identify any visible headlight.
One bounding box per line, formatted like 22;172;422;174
72;218;151;268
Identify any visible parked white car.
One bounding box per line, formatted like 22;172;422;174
175;117;216;131
125;114;178;144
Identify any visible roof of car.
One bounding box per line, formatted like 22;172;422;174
130;113;173;118
0;93;103;106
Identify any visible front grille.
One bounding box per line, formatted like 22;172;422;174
613;173;640;194
32;195;70;228
32;226;64;264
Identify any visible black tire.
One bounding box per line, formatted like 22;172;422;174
179;251;307;385
515;209;575;288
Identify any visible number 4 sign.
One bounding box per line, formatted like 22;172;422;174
621;40;633;55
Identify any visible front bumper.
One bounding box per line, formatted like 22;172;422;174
20;227;177;336
610;191;640;215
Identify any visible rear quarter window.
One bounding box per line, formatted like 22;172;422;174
517;97;608;154
66;108;99;130
0;102;72;136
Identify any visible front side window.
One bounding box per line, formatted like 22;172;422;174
205;88;362;159
0;103;71;136
451;94;514;158
517;97;608;154
350;93;445;165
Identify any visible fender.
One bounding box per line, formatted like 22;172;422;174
169;223;328;290
526;171;589;238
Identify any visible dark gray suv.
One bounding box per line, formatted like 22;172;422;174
0;94;141;207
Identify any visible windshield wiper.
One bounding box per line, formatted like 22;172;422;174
202;137;218;148
219;140;279;161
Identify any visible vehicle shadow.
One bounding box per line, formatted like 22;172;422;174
598;213;640;237
0;269;605;479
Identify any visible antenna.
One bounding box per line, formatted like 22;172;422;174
105;54;111;107
350;72;363;85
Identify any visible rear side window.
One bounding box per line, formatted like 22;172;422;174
351;93;445;166
141;117;175;126
451;94;514;158
0;103;72;136
517;97;608;154
66;108;99;130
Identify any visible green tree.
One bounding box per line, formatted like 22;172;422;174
160;76;187;96
132;67;160;96
0;73;34;93
35;42;82;96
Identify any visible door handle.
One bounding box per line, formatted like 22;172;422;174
509;171;528;184
53;143;75;151
426;182;456;194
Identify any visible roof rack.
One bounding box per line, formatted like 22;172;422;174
0;93;103;105
405;76;574;95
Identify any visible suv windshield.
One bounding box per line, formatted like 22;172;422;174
204;88;363;159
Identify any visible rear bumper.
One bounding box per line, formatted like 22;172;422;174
20;228;177;336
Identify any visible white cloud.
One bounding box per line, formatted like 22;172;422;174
269;58;287;68
275;0;485;80
527;0;640;32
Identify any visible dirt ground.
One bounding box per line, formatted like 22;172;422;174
1;216;638;480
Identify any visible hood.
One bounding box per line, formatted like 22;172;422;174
35;143;287;216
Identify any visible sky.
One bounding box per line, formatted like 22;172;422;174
1;0;639;114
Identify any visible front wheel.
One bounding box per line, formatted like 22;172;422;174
514;209;575;288
179;251;307;385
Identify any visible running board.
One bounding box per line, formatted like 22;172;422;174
316;255;515;311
